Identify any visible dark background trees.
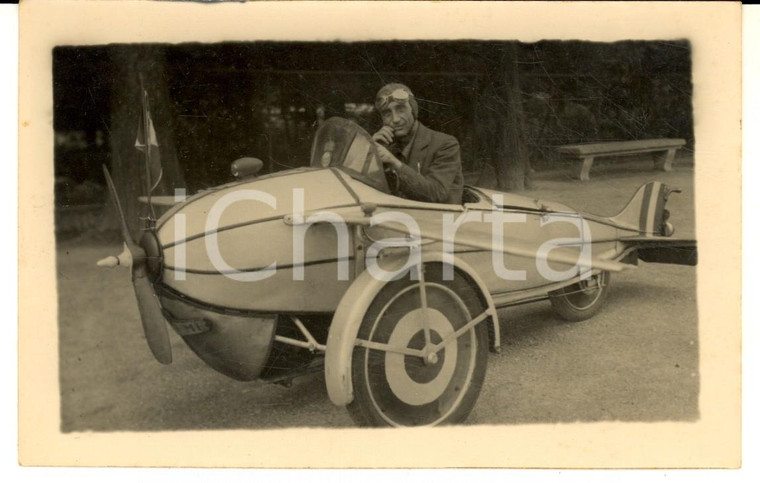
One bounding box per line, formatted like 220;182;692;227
52;40;693;236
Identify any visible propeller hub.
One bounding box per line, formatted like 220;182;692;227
139;230;163;282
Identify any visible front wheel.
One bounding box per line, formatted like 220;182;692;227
347;266;489;427
549;271;611;322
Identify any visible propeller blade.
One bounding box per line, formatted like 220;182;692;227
132;265;172;364
102;165;139;251
102;165;170;363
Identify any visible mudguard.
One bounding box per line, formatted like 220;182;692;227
324;252;500;406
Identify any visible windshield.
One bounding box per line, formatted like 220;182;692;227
310;117;390;193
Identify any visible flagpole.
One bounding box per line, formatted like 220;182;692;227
139;73;157;224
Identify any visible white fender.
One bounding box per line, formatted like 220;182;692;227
324;253;500;406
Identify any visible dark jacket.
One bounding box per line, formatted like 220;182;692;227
393;122;463;204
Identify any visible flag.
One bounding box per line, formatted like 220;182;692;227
134;89;163;193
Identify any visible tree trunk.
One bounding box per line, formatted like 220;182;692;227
103;45;186;239
499;44;532;191
482;43;532;192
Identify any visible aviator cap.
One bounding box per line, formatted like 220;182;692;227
375;83;418;118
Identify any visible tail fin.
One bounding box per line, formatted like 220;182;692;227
610;182;680;236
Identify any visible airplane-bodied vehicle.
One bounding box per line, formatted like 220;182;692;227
98;116;696;427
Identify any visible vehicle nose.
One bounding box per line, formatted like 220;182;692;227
139;230;163;282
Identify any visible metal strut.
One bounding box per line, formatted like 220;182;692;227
273;316;326;353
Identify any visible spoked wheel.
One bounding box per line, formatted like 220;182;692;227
549;271;611;322
347;265;489;427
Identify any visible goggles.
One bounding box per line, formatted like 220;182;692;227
376;88;412;109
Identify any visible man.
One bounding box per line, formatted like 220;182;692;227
372;83;463;204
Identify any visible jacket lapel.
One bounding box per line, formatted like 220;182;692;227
409;122;433;171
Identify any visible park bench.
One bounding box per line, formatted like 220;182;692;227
556;138;686;181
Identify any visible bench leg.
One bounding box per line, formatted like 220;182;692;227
654;148;676;171
578;156;594;181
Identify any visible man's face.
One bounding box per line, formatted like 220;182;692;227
380;100;415;138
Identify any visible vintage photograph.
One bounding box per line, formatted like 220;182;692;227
19;0;741;468
54;39;697;430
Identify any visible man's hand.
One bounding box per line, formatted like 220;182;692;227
374;142;402;169
372;126;395;146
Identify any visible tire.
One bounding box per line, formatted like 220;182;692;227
549;271;611;322
347;265;489;427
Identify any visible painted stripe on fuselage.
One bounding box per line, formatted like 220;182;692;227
652;183;665;235
645;182;662;235
164;255;355;275
161;202;360;250
639;182;654;233
155;167;325;231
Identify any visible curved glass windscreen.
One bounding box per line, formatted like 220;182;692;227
310;117;390;194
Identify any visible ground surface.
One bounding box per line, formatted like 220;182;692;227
57;162;697;431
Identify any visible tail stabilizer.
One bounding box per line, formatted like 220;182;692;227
610;181;680;236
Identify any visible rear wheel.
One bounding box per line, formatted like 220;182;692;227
347;265;489;427
549;271;611;322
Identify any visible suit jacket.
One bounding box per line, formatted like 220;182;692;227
393;122;464;204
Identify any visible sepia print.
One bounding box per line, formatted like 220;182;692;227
54;39;698;430
19;0;740;468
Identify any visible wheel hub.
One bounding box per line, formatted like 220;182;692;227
424;351;439;365
384;308;456;406
580;274;601;293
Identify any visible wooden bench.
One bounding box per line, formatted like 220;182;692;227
556;138;686;181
